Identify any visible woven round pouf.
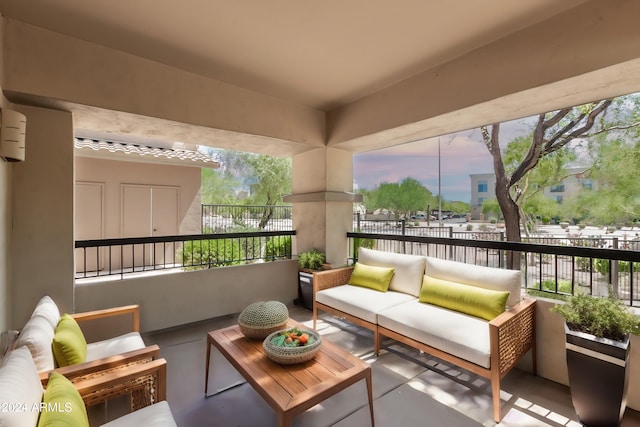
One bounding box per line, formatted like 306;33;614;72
238;301;289;339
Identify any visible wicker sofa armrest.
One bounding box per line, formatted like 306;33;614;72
70;357;167;410
312;267;354;293
489;298;536;376
72;304;140;332
39;344;160;388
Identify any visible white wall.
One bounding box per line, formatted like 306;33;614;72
74;260;299;332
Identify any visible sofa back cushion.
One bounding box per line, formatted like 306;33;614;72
358;248;426;297
37;372;89;427
425;256;521;307
14;315;56;371
31;296;61;330
419;275;510;320
0;347;44;427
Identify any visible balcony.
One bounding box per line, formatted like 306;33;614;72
110;305;639;427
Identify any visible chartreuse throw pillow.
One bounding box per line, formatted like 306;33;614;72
52;314;87;367
349;262;395;292
419;275;510;321
37;371;89;427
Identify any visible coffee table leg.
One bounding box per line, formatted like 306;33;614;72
366;368;375;426
279;411;292;427
205;336;212;395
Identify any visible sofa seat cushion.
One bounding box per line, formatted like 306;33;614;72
100;401;177;427
358;248;426;297
86;332;146;361
378;300;491;368
425;256;522;308
14;314;56;371
0;347;44;427
316;285;415;324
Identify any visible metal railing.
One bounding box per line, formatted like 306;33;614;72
348;232;640;305
201;204;292;232
75;231;294;281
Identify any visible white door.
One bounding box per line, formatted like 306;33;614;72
75;182;105;273
122;185;179;268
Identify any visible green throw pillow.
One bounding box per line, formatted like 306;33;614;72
37;372;89;427
52;314;87;367
419;275;510;321
349;263;395;292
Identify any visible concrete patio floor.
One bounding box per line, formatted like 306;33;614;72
132;305;640;427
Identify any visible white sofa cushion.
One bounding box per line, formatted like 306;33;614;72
425;256;522;307
31;295;61;329
86;332;146;361
378;300;491;368
100;401;177;427
0;347;45;427
316;285;415;324
14;315;56;371
358;248;426;297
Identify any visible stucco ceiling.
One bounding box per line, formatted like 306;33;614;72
0;0;587;111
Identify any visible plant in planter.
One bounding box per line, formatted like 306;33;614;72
552;288;640;426
296;249;327;310
298;248;326;272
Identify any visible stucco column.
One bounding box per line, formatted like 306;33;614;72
285;147;361;267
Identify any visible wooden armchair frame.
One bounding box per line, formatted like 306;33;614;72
33;303;162;408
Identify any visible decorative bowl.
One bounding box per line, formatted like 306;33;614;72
238;301;289;339
262;327;322;365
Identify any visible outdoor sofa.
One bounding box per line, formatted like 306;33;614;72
312;247;536;423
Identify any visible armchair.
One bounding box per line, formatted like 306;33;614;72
13;296;160;397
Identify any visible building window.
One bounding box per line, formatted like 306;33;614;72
478;181;488;193
478;197;485;206
553;195;563;204
550;183;565;193
583;179;592;190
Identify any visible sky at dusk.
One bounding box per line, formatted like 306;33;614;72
353;119;533;203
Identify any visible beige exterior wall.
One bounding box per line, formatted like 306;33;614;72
75;260;299;332
74;156;203;239
0;17;10;332
10;105;75;328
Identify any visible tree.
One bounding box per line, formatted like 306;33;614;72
482;98;638;264
202;149;292;229
366;177;434;219
201;167;237;205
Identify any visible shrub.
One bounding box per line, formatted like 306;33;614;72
264;236;291;260
552;289;640;341
298;248;325;271
178;239;244;269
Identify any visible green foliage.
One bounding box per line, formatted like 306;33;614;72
178;238;244;269
298;248;325;271
481;198;501;219
552;289;640;341
363;177;435;218
264;236;291;261
593;259;631;275
539;279;573;294
201;168;238;205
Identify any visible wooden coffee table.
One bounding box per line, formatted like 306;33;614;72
205;320;374;427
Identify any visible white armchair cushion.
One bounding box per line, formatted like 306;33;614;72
425;256;522;307
0;347;44;427
86;332;146;361
31;296;61;329
100;401;177;427
358;248;426;297
14;314;56;371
